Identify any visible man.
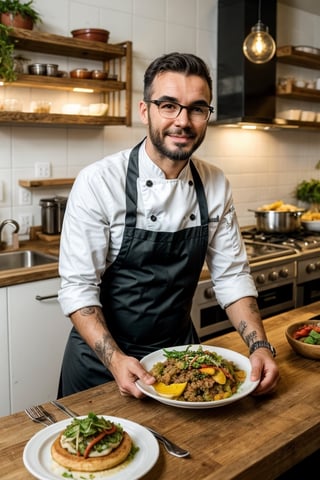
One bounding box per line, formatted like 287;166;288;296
58;52;279;398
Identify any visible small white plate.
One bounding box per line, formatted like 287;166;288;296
302;220;320;232
136;345;259;409
23;415;159;480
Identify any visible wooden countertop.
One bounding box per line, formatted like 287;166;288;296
0;239;211;287
1;302;319;479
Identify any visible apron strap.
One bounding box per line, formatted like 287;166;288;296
124;140;143;228
189;159;209;226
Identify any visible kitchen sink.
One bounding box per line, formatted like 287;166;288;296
0;250;58;271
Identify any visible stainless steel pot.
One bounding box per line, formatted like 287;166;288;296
250;209;305;233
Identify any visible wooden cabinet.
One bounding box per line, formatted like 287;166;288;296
1;28;132;127
7;278;71;414
276;45;320;128
0;288;10;417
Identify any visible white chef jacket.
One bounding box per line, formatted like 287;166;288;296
58;141;257;316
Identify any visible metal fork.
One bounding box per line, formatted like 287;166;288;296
25;405;56;426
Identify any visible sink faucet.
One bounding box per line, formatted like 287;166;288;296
0;219;20;250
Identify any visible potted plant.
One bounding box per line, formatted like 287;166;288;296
0;0;42;30
0;23;16;81
296;178;320;211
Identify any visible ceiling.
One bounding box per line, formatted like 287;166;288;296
280;0;320;16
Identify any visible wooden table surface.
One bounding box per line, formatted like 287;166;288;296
1;302;320;480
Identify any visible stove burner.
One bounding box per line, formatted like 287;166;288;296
244;239;296;263
242;227;320;251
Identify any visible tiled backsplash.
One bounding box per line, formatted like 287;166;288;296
0;0;319;244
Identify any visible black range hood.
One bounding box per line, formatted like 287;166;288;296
215;0;278;128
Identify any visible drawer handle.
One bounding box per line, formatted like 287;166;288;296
35;294;58;301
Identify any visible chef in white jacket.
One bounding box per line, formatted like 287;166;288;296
58;52;279;398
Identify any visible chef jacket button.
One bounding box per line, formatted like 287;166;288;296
190;213;196;221
150;215;157;222
146;180;153;187
188;180;193;186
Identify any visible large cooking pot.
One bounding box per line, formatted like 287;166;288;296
250;209;305;233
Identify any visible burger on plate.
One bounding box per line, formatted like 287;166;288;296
51;412;132;472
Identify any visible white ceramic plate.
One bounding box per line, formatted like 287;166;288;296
136;345;259;409
302;220;320;232
23;415;159;480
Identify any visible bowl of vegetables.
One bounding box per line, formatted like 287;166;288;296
285;320;320;360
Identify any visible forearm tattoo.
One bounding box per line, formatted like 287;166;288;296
78;306;116;369
95;333;116;369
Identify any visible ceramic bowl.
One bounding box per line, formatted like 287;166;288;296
71;28;110;43
302;220;320;232
88;103;108;116
285;319;320;360
91;69;108;80
62;104;81;115
70;68;92;79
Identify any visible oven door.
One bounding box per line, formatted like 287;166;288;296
191;281;232;340
296;279;320;307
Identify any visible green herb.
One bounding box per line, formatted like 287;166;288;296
295;178;320;204
63;413;122;456
163;346;226;369
302;329;320;345
62;473;73;479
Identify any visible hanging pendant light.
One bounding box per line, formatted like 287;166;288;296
242;0;276;64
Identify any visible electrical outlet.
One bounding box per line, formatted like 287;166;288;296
35;162;51;178
18;214;33;235
18;187;32;205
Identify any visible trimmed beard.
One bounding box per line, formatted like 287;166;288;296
148;124;206;161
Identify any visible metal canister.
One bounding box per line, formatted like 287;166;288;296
40;196;67;234
54;196;67;233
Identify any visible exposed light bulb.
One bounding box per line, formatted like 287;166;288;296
243;20;276;64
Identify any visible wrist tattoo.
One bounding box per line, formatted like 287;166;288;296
238;320;257;347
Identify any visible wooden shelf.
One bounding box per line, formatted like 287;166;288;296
0;111;127;127
8;28;127;61
2;28;132;127
277;45;320;70
7;74;125;93
19;178;75;188
277;78;320;102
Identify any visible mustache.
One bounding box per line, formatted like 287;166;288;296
164;128;196;138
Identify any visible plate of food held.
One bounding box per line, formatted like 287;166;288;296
136;344;259;409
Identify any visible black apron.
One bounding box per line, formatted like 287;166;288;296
58;140;209;396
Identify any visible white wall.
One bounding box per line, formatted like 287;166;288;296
0;0;319;242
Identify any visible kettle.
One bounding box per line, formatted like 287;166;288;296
40;196;67;235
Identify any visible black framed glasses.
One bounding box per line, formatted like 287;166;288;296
145;99;214;122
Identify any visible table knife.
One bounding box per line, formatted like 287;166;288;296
50;400;78;418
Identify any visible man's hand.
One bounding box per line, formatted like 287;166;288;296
109;350;156;398
249;349;280;395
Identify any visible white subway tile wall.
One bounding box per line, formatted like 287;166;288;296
0;0;319;242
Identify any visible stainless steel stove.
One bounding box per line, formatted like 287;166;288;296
192;227;320;340
242;227;320;308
